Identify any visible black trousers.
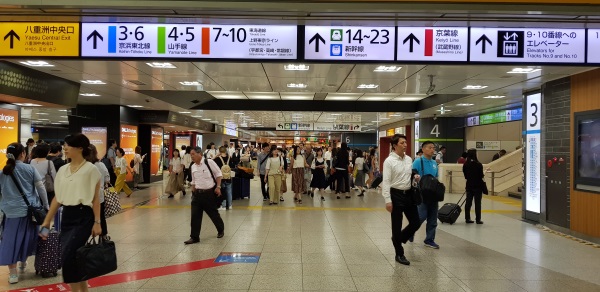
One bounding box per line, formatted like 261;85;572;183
465;190;483;222
336;169;349;193
260;174;269;199
100;202;108;236
108;167;117;186
390;191;422;257
190;190;225;241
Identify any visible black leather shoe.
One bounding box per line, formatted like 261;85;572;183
217;232;225;238
466;220;475;224
476;221;484;224
184;238;199;245
182;190;186;196
395;255;410;266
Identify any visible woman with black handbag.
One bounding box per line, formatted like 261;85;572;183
0;142;49;284
462;148;485;224
40;133;103;292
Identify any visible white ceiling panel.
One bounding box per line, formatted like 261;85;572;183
210;76;272;91
280;93;314;100
262;63;354;79
193;62;267;78
208;91;248;99
338;78;403;93
269;77;326;92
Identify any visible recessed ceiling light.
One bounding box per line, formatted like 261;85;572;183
202;118;211;121
331;114;342;116
59;109;68;112
374;66;401;72
463;85;488;90
128;105;143;108
234;112;245;115
364;123;373;126
287;83;308;89
179;81;202;86
38;118;49;121
357;84;379;89
284;64;309;71
51;123;62;125
14;103;42;107
456;103;474;106
371;120;380;123
59;121;68;123
60;116;67;118
146;62;177;69
37;113;49;115
179;111;191;114
436;109;452;112
81;80;106;85
20;61;54;67
507;68;541;74
192;115;202;118
210;120;219;123
390;114;402;117
483;95;505;99
80;93;100;97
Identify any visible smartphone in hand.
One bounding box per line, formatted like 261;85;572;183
39;227;50;238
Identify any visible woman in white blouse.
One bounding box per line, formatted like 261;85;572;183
114;148;133;197
165;149;185;198
133;146;146;190
41;133;102;291
264;146;283;205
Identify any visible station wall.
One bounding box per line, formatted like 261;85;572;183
465;121;522;163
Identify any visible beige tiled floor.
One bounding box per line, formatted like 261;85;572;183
1;175;600;292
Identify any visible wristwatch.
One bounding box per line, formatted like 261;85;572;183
216;186;221;189
94;220;101;224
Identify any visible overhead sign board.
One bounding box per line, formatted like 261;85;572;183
587;29;600;63
276;122;313;131
304;26;394;60
81;23;297;59
0;22;79;56
313;123;362;132
467;108;522;126
470;27;585;63
397;27;468;61
524;93;542;214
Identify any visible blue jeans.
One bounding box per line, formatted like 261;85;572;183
221;181;232;208
418;201;439;243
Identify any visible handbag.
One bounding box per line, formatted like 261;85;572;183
76;237;117;281
103;184;121;218
281;174;287;193
44;160;54;192
9;173;46;225
419;158;445;202
482;180;489;195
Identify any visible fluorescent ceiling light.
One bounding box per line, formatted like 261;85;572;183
60;116;67;118
234;112;245;115
483;95;505;99
210;121;219;123
128;105;143;108
37;113;49;115
202;118;211;121
192;115;202;118
507;68;541;74
15;103;42;107
331;114;342;116
284;64;309;71
364;123;373;126
59;109;68;112
81;80;106;85
371;120;380;123
374;65;401;72
179;111;191;114
463;85;488;90
51;123;62;125
379;117;390;120
390;114;402;117
59;121;68;123
456;103;474;106
38;118;49;121
287;83;308;89
393;97;424;101
80;93;100;97
326;96;358;101
179;81;202;86
360;96;391;101
246;93;279;100
281;93;313;100
436;109;452;112
146;62;177;69
210;92;247;99
20;61;54;67
357;84;379;89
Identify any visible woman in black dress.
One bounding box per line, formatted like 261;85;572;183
462;148;485;224
310;148;327;201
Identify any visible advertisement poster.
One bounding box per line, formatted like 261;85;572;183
0;108;19;168
120;124;138;182
151;127;163;176
175;136;191;152
82;127;107;159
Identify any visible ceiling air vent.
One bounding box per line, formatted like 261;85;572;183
126;80;146;86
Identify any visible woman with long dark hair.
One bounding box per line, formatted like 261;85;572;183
30;143;57;203
290;145;306;204
41;133;102;291
165;149;185;198
354;149;366;196
335;143;351;199
310;148;327;201
463;148;485;224
0;142;49;284
114;148;133;197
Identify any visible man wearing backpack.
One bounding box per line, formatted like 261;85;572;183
412;141;441;250
214;146;235;211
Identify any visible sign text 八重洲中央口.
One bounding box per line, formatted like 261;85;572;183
81;23;297;59
0;22;79;56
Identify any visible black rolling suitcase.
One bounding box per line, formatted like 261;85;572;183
438;193;466;225
371;176;383;189
232;177;251;199
35;208;62;277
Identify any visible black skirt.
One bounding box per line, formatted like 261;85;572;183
60;205;94;283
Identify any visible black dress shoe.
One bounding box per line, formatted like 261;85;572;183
182;190;186;196
476;221;484;224
466;220;475;224
395;255;410;266
217;232;225;238
184;238;200;245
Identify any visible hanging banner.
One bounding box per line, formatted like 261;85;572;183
151;128;163;176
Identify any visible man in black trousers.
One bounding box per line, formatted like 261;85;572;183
184;146;225;244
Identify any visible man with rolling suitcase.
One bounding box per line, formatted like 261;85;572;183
381;134;422;266
412;141;442;250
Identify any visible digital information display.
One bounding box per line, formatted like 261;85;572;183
82;127;107;159
120;124;138;182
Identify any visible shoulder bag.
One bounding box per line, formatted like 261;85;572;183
204;160;224;206
9;172;47;225
76;237;117;281
104;183;122;218
45;160;55;192
418;158;446;202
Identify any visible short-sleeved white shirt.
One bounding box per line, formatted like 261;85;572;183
55;162;101;207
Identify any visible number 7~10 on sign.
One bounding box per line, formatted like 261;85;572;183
80;23;297;59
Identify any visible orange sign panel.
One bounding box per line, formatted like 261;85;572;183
0;108;19;169
151;128;163;176
120;124;138;182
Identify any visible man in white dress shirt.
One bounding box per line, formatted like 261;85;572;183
381;134;423;266
185;146;225;245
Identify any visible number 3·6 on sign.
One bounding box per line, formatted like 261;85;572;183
80;23;298;59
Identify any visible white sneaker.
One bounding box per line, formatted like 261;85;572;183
218;207;226;211
8;274;18;284
226;207;232;210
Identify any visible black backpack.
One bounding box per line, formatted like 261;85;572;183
418;158;445;202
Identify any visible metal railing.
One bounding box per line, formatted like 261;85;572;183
447;160;522;195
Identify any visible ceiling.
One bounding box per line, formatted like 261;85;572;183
5;59;594;136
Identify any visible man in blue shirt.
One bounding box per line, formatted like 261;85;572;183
412;141;441;249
